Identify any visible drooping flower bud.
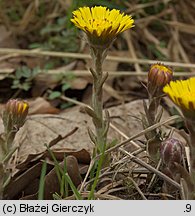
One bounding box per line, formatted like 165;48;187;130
160;138;184;168
2;99;29;133
148;63;173;96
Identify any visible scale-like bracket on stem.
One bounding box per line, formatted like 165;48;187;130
84;106;102;128
88;127;97;145
96;72;108;95
103;109;110;137
89;68;98;81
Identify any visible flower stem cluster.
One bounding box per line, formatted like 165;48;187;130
164;78;195;199
71;6;134;199
0;99;29;199
143;63;173;161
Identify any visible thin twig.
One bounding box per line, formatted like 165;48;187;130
111;148;145;168
128;176;147;200
147;159;162;190
0;48;195;68
144;192;175;199
0;69;195;77
110;123;143;149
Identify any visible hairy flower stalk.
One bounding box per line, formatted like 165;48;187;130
0;99;29;199
164;77;195;199
143;63;173;161
71;6;134;199
91;48;107;153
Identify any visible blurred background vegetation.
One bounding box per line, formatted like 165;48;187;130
0;0;194;106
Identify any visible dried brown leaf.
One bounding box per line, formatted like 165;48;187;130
28;97;60;115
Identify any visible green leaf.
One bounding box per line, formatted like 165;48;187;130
45;144;82;200
29;43;42;49
60;102;73;110
61;83;71;92
48;91;61;100
21;67;31;78
15;69;23;79
44;62;55;70
12;79;20;85
22;83;31;91
32;67;41;76
38;161;47;200
65;72;75;81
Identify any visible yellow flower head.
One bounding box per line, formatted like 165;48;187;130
163;77;195;118
3;99;29;132
71;6;134;47
6;99;29;115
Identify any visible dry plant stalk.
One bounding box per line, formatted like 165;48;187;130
164;77;195;199
71;6;134;199
143;63;173;161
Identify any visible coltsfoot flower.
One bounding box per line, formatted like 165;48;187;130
148;63;173;96
163;77;195;119
71;6;134;48
2;99;29;132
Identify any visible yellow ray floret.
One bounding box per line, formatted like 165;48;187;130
17;102;29;114
71;6;134;43
150;64;172;75
163;77;195;110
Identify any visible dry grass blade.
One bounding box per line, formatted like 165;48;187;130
147;159;162;190
128;177;147;200
1;69;195;77
119;148;180;190
124;31;142;74
0;48;195;69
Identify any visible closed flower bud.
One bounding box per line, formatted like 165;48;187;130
148;63;173;96
2;99;29;133
160;138;184;168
